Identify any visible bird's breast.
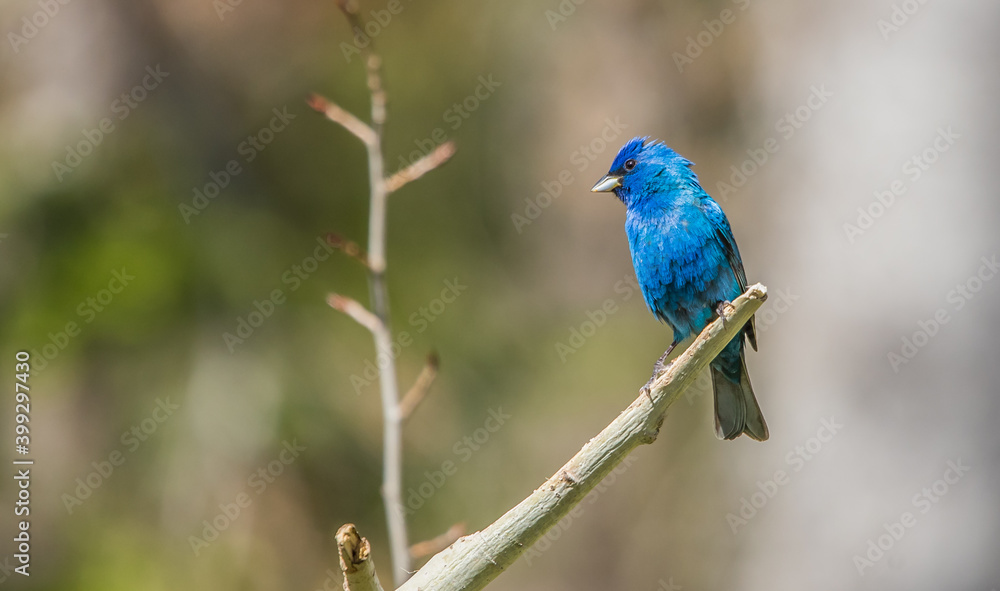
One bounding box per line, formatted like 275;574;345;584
625;207;735;336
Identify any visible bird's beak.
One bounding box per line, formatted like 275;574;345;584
591;175;621;193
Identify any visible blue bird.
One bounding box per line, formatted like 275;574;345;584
592;137;768;441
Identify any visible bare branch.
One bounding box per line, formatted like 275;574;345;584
327;0;457;581
410;522;466;560
331;0;385;122
365;54;386;129
396;284;769;591
308;94;376;146
327;294;384;336
399;353;440;422
385;142;457;193
336;524;385;591
326;233;370;268
327;5;407;582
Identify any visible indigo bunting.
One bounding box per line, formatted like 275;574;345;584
592;137;768;441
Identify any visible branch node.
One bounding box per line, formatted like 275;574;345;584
559;469;579;485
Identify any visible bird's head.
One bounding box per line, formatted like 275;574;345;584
591;137;699;205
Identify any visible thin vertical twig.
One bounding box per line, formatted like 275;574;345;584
322;3;457;583
362;48;411;591
333;1;409;584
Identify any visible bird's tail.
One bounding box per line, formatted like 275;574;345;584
711;343;768;441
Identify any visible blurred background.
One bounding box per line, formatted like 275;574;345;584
1;0;998;589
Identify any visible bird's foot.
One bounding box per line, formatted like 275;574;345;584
640;375;657;404
716;300;736;326
641;342;678;403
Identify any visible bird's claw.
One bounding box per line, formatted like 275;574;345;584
642;362;671;404
716;300;735;326
641;378;655;404
642;343;677;404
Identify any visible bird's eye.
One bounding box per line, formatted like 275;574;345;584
624;159;636;171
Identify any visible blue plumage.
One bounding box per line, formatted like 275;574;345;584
592;137;768;441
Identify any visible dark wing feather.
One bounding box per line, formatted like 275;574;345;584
703;199;757;351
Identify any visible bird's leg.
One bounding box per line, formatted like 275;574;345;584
653;342;677;373
641;341;678;403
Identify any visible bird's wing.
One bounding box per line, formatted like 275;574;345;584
701;197;757;351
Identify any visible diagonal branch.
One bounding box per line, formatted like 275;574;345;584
399;352;439;422
385;142;457;193
328;294;384;335
395;284;769;591
326;233;371;269
337;524;385;591
410;522;466;560
308;94;376;146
